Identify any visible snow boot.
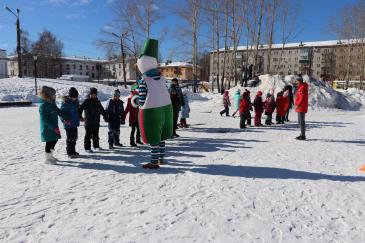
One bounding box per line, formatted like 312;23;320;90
296;135;306;140
114;142;123;147
109;144;114;149
142;162;160;169
136;138;143;145
159;158;166;165
130;138;137;147
45;152;57;164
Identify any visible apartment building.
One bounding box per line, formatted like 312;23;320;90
0;49;8;79
210;40;365;82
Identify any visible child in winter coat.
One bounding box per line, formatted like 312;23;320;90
123;86;142;147
220;90;231;116
60;87;80;158
253;91;264;126
263;93;276;125
39;86;66;164
239;91;251;129
79;87;108;152
284;85;294;121
275;91;289;124
170;84;182;137
105;89;125;149
232;89;241;117
245;89;252;126
179;92;190;128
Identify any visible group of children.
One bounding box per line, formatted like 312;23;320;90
39;85;142;164
221;85;294;129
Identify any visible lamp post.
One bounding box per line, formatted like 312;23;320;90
33;55;38;95
5;6;22;78
112;32;128;89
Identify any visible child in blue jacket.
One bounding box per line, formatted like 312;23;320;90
60;87;80;158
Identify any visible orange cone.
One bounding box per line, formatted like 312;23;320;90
360;164;365;172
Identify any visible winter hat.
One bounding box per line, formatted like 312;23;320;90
139;39;158;59
40;86;56;97
296;76;303;82
257;91;263;97
224;90;229;95
112;89;121;97
69;87;79;98
235;90;240;94
89;87;98;95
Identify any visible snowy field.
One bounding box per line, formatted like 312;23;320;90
0;77;365;242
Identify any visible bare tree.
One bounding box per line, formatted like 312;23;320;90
252;0;265;76
173;0;202;93
265;0;281;74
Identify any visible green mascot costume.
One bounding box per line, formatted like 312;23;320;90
137;39;173;169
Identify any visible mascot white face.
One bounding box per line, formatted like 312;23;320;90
137;55;158;74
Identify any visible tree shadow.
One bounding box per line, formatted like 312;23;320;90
307;138;365;146
187;164;365;182
187;127;264;133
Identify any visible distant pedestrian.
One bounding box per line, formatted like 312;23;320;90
294;76;309;140
179;92;190;128
263;92;276;125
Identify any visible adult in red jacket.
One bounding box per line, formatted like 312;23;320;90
294;76;309;140
123;89;143;146
239;91;251;129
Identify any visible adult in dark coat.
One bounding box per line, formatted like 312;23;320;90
79;87;108;152
170;83;182;137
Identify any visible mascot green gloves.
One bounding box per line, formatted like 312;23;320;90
137;39;173;169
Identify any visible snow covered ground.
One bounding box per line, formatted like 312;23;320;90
1;85;365;242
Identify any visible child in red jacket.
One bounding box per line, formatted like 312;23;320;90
263;93;275;125
253;91;264;126
276;91;289;124
123;87;142;147
239;91;250;129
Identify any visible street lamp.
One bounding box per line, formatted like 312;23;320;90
33;55;38;95
5;6;22;78
112;32;128;88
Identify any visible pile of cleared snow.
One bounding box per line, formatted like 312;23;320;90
0;77;130;103
227;74;362;111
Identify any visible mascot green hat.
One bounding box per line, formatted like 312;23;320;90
139;39;158;59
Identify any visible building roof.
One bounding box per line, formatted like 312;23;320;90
159;62;201;68
212;39;364;52
61;56;107;63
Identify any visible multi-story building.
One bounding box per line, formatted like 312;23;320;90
159;62;201;82
210;40;365;82
101;57;137;81
0;49;8;79
6;54;138;82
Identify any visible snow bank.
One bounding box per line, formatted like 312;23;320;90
0;77;130;103
228;75;363;111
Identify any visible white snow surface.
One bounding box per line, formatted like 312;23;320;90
0;77;130;104
0;83;365;242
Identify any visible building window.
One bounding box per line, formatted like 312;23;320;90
73;64;76;70
317;64;321;67
66;64;70;70
92;66;95;71
80;65;83;70
86;72;89;76
86;65;89;70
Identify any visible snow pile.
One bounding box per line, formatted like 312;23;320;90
228;74;362;111
0;77;130;103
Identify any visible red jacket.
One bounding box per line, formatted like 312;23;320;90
123;95;139;125
295;82;309;113
276;96;288;116
263;96;275;114
239;96;250;114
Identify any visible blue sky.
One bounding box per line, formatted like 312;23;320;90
0;0;358;61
